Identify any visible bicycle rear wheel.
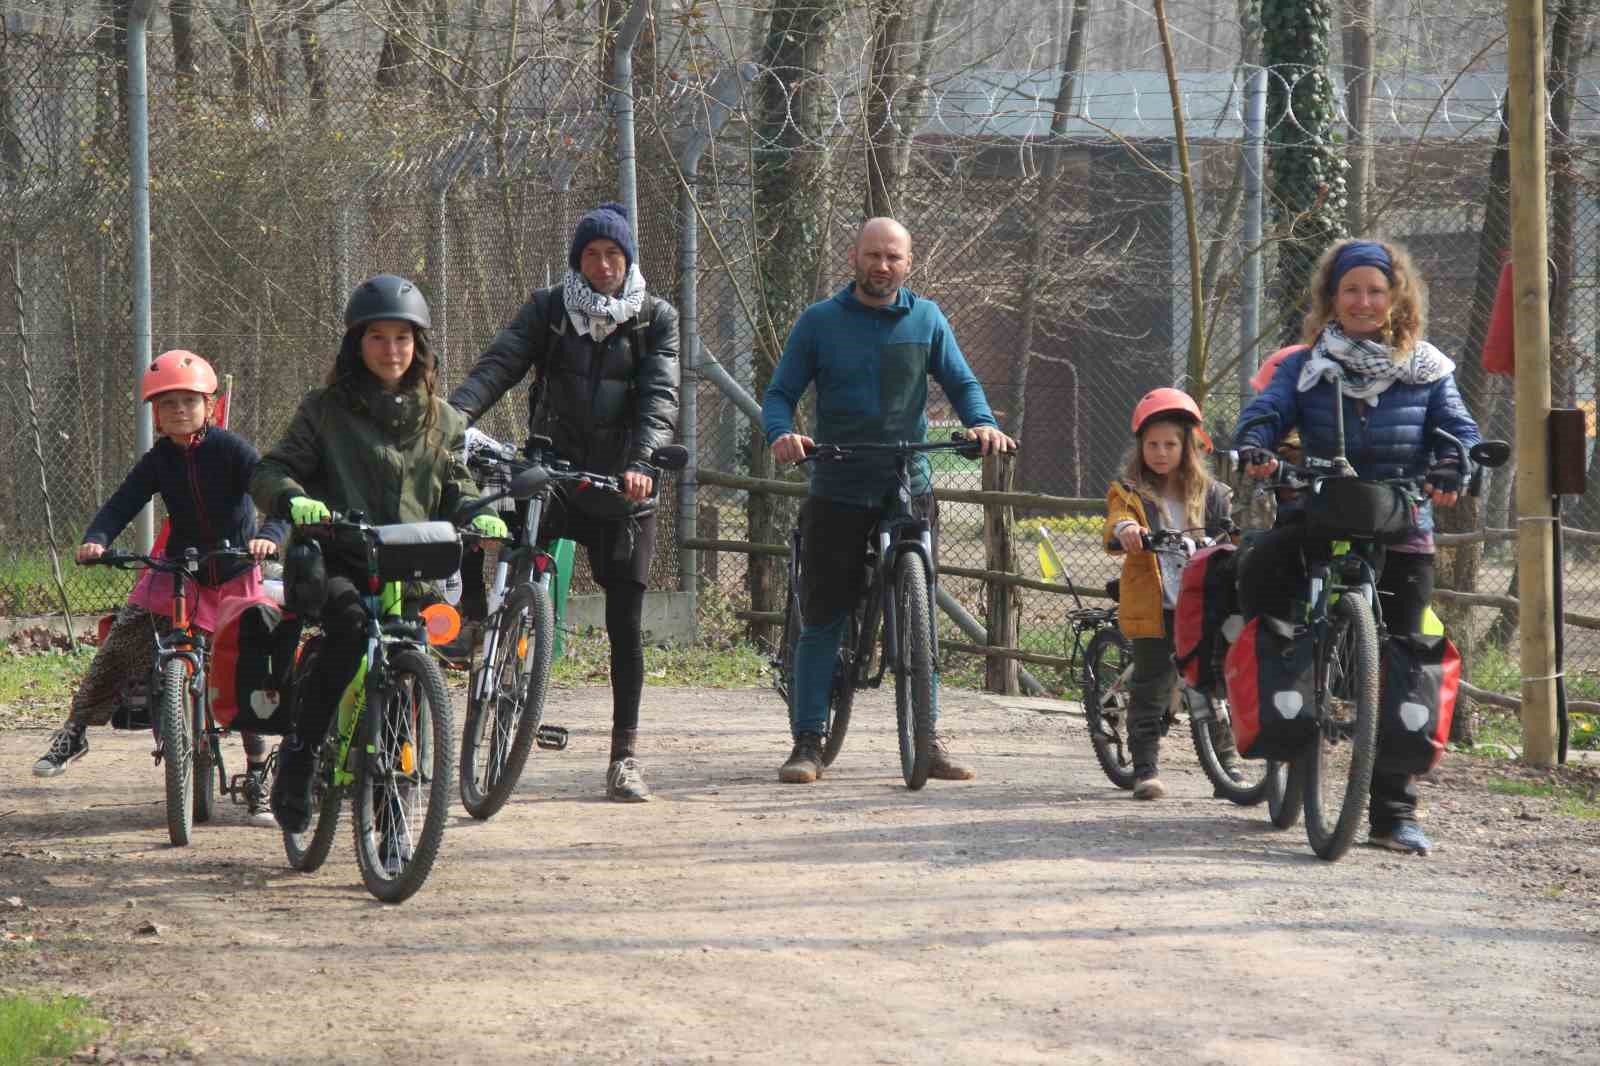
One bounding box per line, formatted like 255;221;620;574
282;641;344;873
1303;593;1380;861
1188;694;1270;806
353;646;454;903
893;553;935;790
1265;760;1302;828
819;603;861;768
158;660;195;846
1083;628;1136;790
460;583;553;820
193;705;217;825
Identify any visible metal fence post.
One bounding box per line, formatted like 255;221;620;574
127;0;156;552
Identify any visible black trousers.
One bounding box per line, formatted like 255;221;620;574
1237;523;1434;832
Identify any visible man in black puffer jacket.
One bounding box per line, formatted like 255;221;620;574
449;201;680;802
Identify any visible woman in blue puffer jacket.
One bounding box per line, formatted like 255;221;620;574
1233;238;1481;857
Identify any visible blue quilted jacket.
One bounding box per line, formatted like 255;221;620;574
1234;345;1481;535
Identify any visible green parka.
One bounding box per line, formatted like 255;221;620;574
251;374;477;533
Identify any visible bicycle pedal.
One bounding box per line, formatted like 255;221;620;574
535;724;569;751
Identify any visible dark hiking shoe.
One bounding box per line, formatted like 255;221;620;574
1132;767;1166;800
926;732;976;781
243;764;275;826
606;757;651;802
33;725;88;778
1368;822;1431;856
779;732;824;784
270;737;315;835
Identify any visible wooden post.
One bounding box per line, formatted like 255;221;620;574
1508;0;1559;766
697;503;720;592
982;452;1020;695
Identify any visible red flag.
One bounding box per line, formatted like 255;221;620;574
1483;256;1515;376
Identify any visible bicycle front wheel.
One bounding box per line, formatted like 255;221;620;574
1083;628;1136;790
158;660;195;846
353;646;454;903
893;553;935;790
460;583;553;820
1265;760;1302;828
1188;695;1270;806
1303;593;1380;861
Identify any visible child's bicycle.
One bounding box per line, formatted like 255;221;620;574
1232;413;1510;860
85;544;262;846
1043;526;1273;805
771;433;987;789
271;514;461;903
454;432;688;820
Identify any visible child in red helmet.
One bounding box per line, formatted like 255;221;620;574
1103;388;1238;799
33;350;285;825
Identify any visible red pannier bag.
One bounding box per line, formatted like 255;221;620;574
1223;614;1317;759
1173;543;1239;694
207;595;301;734
1376;634;1461;774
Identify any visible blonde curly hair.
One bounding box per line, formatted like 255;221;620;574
1300;238;1427;357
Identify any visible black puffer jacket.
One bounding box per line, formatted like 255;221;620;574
448;286;680;517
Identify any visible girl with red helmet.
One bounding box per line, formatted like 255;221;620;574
1103;388;1240;799
33;351;285;825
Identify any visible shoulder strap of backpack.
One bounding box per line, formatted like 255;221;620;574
626;292;655;366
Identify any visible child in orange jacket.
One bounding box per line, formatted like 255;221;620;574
1103;388;1234;799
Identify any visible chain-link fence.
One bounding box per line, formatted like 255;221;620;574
2;27;1595;709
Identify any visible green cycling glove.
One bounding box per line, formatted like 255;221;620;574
471;513;510;540
289;496;331;526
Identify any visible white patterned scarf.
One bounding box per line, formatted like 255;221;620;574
1299;322;1454;402
562;264;647;342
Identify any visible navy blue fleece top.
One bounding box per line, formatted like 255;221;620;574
762;284;998;506
84;427;287;586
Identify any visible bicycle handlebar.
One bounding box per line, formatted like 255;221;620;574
798;431;987;465
456;440;687;524
82;545;263;572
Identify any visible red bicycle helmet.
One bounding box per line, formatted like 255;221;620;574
1131;387;1202;435
142;349;218;402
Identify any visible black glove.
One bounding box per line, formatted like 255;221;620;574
1241;446;1275;469
1425;460;1462;495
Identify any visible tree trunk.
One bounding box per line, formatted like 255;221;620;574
1341;0;1375;234
169;0;198;93
293;3;328;124
1547;0;1590;407
376;1;422;91
748;0;848;646
864;0;909;217
892;0;950;184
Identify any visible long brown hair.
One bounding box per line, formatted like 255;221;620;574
1119;415;1211;530
1301;238;1427;356
326;321;441;444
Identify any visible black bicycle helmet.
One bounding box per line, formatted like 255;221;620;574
343;274;431;331
282;538;329;618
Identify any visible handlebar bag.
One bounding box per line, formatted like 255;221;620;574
1376;633;1460;774
369;521;463;582
1173;543;1241;695
208;595;301;734
1302;478;1418;544
1224;614;1317;760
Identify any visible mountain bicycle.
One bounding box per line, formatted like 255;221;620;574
772;433;985;790
84;544;261;846
453;432;689;820
271;514;461;903
1233;413;1509;860
1076;528;1272;805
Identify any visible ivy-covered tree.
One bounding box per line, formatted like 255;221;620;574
1262;0;1346;343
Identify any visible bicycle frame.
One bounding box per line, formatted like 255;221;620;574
851;450;940;687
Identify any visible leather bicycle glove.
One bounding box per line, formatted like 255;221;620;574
471;513;510;540
288;496;331;525
1424;460;1462;495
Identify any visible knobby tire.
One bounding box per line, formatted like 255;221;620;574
282;641;343;872
1189;695;1271;806
159;659;195;846
1083;628;1136;790
894;553;935;790
460;583;553;820
1303;593;1380;861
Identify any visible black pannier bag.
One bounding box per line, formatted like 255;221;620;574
1301;477;1417;545
1223;614;1317;760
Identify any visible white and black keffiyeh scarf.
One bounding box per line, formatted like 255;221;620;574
1299;322;1454;402
562;263;647;342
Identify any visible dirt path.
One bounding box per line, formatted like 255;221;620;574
3;683;1599;1065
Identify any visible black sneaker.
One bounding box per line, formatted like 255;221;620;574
270;737;315;834
243;764;275;827
32;725;88;778
779;732;824;784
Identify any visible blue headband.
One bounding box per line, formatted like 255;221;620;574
1326;240;1393;293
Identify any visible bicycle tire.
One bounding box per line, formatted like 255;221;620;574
192;704;216;825
893;553;935;790
1188;694;1271;806
158;659;195;846
1265;760;1302;828
281;643;342;872
353;646;454;903
460;582;553;820
775;583;798;707
819;602;861;768
1303;593;1380;861
1083;628;1137;790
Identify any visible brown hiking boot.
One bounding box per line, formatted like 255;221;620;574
927;732;975;781
779;732;824;784
1132;767;1166;800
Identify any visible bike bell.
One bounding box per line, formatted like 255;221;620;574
282;538;329;617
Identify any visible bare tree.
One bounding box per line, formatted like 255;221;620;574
1342;0;1375;233
864;0;910;217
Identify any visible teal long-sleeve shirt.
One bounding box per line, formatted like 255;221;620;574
761;283;999;507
